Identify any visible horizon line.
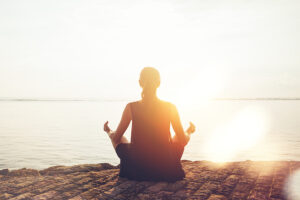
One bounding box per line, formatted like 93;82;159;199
0;97;300;102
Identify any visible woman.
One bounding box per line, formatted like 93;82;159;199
103;67;195;182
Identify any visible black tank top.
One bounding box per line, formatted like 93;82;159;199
130;100;172;149
127;100;185;181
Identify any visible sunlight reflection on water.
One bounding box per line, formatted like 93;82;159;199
203;106;269;162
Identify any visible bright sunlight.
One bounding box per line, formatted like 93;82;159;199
159;67;229;110
204;106;269;162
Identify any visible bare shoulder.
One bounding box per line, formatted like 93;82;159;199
127;100;139;106
126;100;140;111
159;99;176;110
158;99;169;105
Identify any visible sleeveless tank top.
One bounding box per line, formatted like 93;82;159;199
130;100;172;150
125;100;185;181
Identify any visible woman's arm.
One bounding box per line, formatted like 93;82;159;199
104;103;132;144
170;103;195;146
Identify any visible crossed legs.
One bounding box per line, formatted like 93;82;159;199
108;134;129;149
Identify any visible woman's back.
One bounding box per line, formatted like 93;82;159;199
128;99;184;181
130;100;171;150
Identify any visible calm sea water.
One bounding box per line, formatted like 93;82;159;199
0;100;299;170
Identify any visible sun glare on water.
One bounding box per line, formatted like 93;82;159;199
204;106;269;162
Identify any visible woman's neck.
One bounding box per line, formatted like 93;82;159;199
141;95;158;102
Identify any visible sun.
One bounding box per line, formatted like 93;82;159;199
165;67;228;110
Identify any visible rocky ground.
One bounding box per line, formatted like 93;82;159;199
0;160;299;200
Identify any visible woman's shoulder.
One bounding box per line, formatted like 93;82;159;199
128;100;140;105
127;99;176;108
158;99;176;109
159;99;171;105
126;100;140;108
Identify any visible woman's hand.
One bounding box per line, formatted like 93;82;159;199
104;121;111;134
104;121;118;143
186;122;196;135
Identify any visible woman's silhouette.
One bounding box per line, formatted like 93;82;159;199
103;67;195;182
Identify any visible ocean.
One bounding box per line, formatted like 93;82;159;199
0;100;299;170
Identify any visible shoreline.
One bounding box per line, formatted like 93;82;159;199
0;160;299;200
2;159;300;171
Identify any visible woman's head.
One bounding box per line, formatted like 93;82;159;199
139;67;160;99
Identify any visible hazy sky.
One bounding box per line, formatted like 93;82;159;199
0;0;299;99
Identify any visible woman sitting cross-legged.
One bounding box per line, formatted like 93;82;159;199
103;67;195;182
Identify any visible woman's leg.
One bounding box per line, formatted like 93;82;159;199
172;132;193;159
110;135;129;149
171;135;185;160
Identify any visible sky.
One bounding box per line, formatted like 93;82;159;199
0;0;299;100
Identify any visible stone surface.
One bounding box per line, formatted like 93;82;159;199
0;160;299;200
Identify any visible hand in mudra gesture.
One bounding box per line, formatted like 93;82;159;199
186;122;196;135
104;121;111;133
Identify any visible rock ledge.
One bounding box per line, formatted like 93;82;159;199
0;160;299;200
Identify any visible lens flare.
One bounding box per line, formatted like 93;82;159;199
204;106;268;162
285;169;300;200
